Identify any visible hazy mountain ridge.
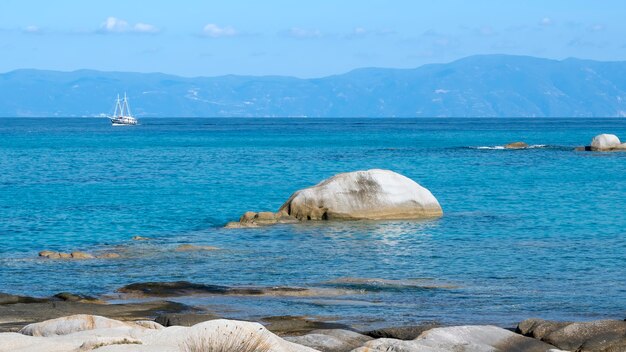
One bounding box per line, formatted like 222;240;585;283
2;54;626;117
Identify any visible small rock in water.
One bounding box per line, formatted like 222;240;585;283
38;250;61;259
70;251;94;259
175;244;219;252
504;141;529;149
96;253;121;259
132;236;151;241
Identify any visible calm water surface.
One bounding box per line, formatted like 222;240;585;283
0;118;625;329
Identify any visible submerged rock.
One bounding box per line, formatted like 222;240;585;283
504;141;529;149
39;250;118;260
174;244;219;252
132;235;151;241
228;169;442;227
517;318;626;351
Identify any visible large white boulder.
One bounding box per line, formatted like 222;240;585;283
18;314;158;337
278;169;442;221
590;134;621;151
1;316;318;352
351;325;564;352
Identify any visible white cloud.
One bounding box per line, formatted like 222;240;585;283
100;17;159;34
134;22;159;33
202;24;237;38
353;27;367;35
288;27;322;39
540;17;553;26
22;25;41;34
588;24;605;32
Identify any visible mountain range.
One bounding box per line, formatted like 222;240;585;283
2;54;626;117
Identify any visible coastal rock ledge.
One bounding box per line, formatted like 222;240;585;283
226;169;443;228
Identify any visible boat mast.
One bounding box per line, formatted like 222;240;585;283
113;94;123;117
122;93;132;117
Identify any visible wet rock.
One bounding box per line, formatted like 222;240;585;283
504;141;529;149
117;281;231;297
261;315;352;336
174;244;219;252
286;329;371;352
517;318;626;351
116;281;328;299
52;292;102;303
0;293;47;305
58;252;71;259
154;312;218;327
364;322;441;340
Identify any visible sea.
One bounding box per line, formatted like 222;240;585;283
0;117;625;329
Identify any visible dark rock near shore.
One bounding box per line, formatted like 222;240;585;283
0;293;48;305
286;329;373;352
53;292;102;303
0;299;193;332
364;322;441;340
155;312;219;327
261;316;353;336
517;318;626;351
117;281;316;298
118;281;250;296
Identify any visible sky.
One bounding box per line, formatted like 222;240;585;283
0;0;625;78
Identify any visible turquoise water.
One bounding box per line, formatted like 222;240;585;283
1;118;625;328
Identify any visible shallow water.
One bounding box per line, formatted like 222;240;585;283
1;118;625;329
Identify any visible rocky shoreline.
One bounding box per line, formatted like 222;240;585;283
1;289;624;351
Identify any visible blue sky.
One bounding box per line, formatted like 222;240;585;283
0;0;624;77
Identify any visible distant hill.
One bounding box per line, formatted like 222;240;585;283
2;55;626;117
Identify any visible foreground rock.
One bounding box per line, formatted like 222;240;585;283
518;318;626;351
353;325;564;352
504;141;529;149
364;322;441;340
286;329;372;352
0;316;317;352
227;169;442;228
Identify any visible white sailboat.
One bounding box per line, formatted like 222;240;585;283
110;93;138;126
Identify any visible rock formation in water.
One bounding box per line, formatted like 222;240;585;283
226;169;442;228
504;141;529;149
578;133;626;151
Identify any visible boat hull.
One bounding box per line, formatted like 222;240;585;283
110;117;138;126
